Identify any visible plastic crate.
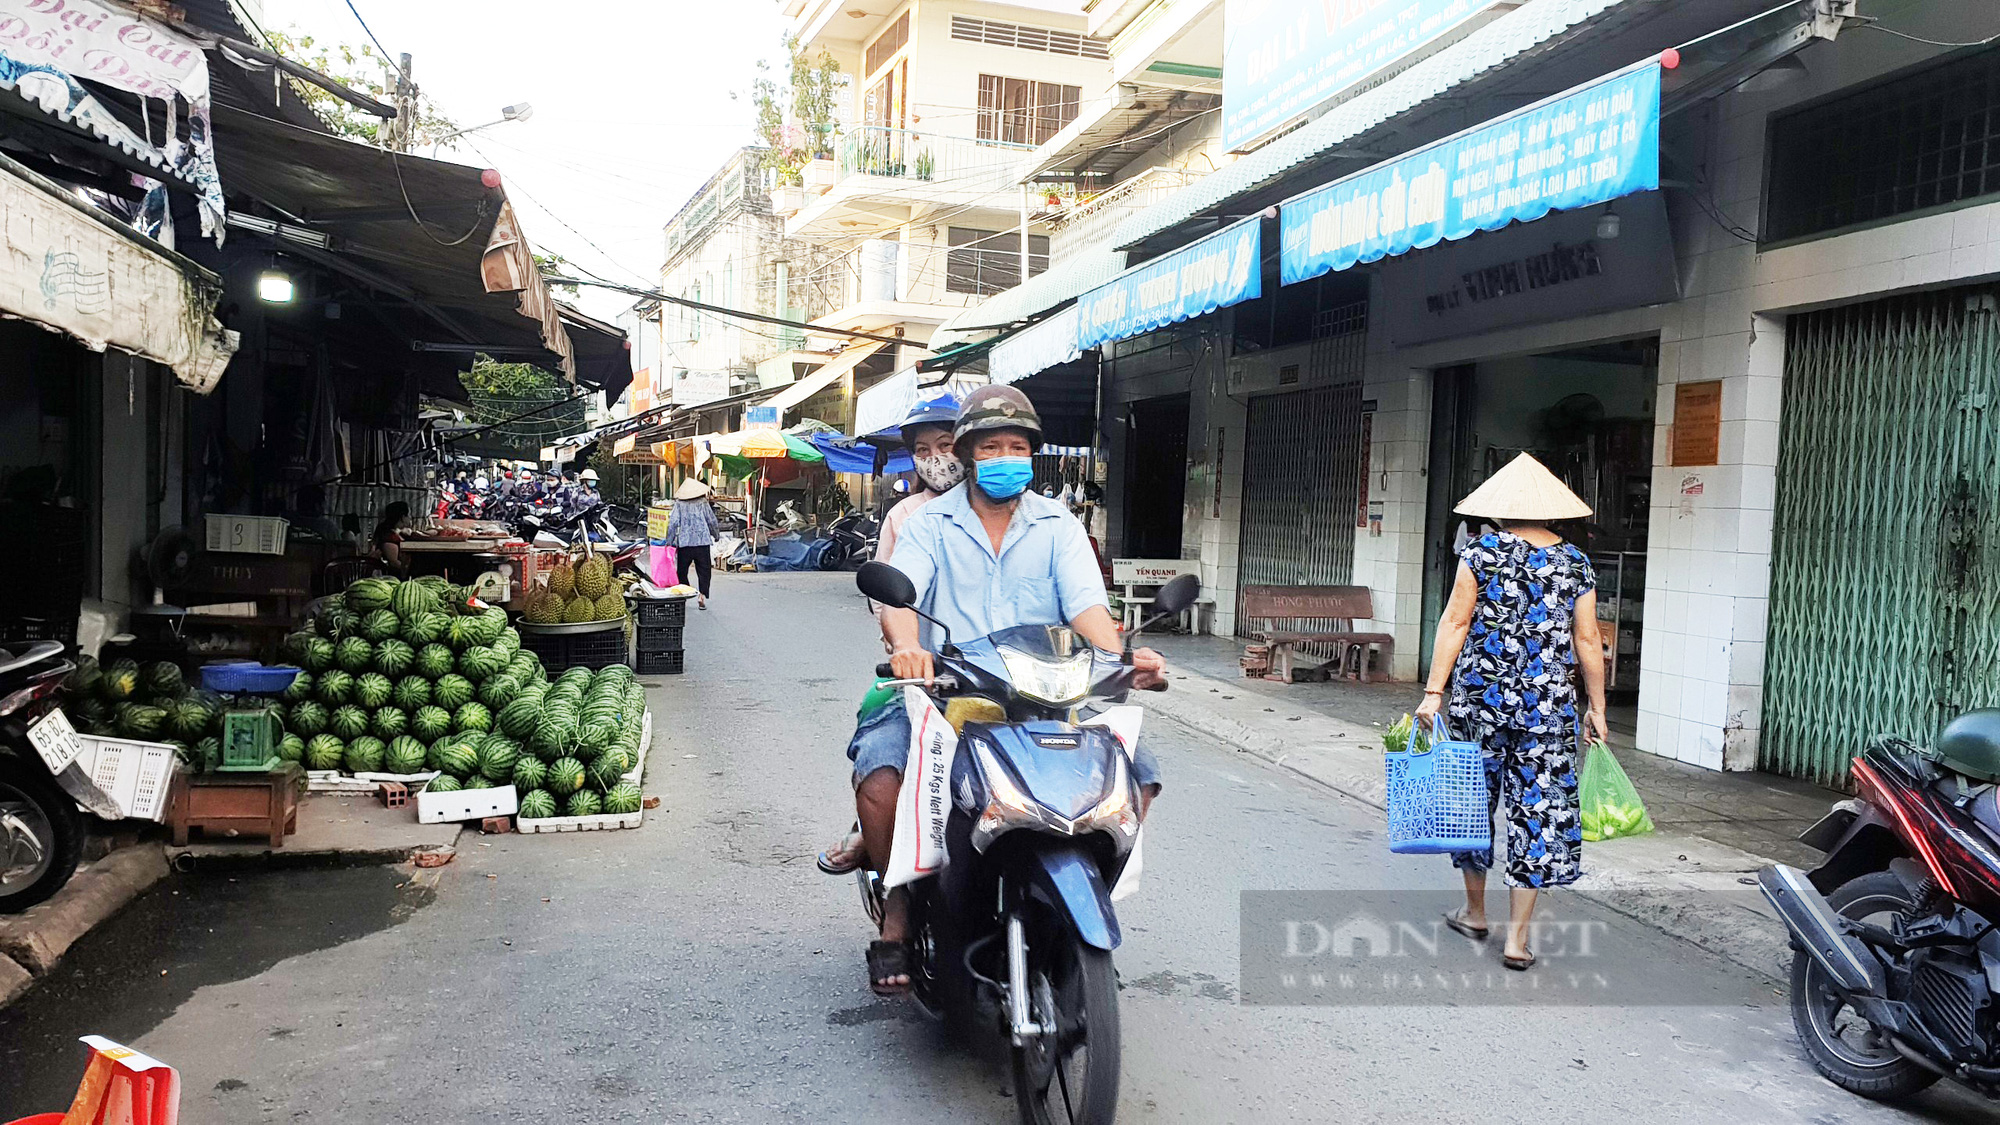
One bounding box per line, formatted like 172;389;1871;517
518;623;629;673
636;625;683;653
636;649;684;676
633;597;688;628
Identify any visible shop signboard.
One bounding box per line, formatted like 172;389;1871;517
1224;0;1502;152
1076;218;1261;352
1280;62;1661;286
744;405;780;430
674;369;730;406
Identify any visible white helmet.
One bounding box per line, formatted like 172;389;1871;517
581;468;600;482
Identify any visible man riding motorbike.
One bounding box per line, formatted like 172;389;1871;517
839;385;1166;995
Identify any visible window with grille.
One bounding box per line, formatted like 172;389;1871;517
976;75;1082;145
946;227;1051;295
865;12;908;77
1766;44;2000;243
952;15;1108;59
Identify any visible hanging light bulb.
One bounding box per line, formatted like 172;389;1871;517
257;268;295;303
1596;204;1622;241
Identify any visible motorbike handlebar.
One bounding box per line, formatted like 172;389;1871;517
876;662;895;678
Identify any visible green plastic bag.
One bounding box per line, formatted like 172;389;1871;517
1577;741;1655;842
856;677;899;722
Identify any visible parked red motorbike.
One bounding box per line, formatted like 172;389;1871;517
1760;711;2000;1103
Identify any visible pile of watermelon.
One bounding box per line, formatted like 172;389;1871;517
433;663;646;819
61;655;253;766
277;575;537;776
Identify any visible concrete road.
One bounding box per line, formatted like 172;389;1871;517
1;571;1994;1123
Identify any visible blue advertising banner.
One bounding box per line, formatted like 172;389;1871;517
1076;218;1262;351
1223;0;1501;152
1280;62;1661;287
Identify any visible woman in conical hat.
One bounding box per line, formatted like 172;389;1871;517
1416;452;1607;971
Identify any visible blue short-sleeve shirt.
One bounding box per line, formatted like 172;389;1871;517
887;485;1107;647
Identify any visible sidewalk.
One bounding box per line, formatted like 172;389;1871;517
1146;632;1831;978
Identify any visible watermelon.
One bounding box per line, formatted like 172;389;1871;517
427;773;462;794
517;788;557;820
602;782;642;815
473;607;509;646
559;667;591;690
391;580;438;620
282;671;315;702
433;674;474;711
589;751;625;791
411;705;452;742
358;609;400;642
384;735;427;774
316;600;354;639
436;740;479;778
287;700;328;737
400;612;447;646
461;775;496;791
476;735;519;781
453;701;492;734
371;706;408;740
374;639;415;677
392;675;432;712
493;628;519;657
565;790;602;817
144;661;186;699
305;734;345;771
317;669;355;705
303;637;336;674
448;616;479;651
425;733;461;772
477;674;519;711
65;654;103;698
508;651;541;682
458;646;502;683
497;697;542;741
345;735;386;773
116;704;168;739
512;757;548;791
329;705;369;740
345;577;397;613
277;732;306;763
334;636;374;673
416;643;455;680
281;631;316;665
170;699;213;740
548;756;586;796
354;672;393;709
100;659;140;701
68;697;110;735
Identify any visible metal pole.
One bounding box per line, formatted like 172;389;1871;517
1018;184;1031;283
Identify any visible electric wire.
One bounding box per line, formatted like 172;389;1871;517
1852;18;2000;49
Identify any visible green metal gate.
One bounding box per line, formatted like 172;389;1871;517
1763;286;2000;785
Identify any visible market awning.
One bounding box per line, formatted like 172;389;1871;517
1076;216;1260;352
1278;60;1661;285
916;335;1003;373
0;152;236;391
809;432;914;476
210;105;625;390
766;340;887;419
929;247;1128;349
990;305;1082;386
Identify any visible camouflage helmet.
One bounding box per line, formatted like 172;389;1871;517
953;385;1043;453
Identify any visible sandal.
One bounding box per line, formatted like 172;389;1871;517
868;940;911;995
1503;949;1536;971
817;829;866;875
1443;910;1489;941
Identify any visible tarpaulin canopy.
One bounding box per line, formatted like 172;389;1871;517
810;433;913;476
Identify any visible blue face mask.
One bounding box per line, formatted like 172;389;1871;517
974;455;1034;500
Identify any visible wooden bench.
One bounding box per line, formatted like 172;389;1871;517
1239;585;1396;683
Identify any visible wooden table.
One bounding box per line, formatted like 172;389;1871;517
166;763;303;846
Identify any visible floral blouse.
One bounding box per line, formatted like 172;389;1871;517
1446;532;1597;740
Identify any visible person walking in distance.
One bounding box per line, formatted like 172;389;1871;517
1418;453;1607;971
667;478;721;609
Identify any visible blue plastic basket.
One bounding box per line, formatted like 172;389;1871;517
1384;718;1491;855
199;662;302;695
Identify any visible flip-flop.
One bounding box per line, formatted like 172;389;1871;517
1443;911;1489;940
1503;950;1536;971
817;830;866;875
868;940;911;995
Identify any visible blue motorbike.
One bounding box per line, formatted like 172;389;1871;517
855;561;1197;1125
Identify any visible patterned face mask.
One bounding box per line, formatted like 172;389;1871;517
913;452;964;493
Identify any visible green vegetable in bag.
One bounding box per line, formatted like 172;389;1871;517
1577;741;1654;841
1382;714;1433;755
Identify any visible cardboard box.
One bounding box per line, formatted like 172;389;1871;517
416;782;519;824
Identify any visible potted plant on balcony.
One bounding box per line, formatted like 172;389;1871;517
913;148;935;181
753;33;846;195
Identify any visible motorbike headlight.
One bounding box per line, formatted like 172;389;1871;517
1075;752;1140;843
998;646;1092;706
972;740;1052;851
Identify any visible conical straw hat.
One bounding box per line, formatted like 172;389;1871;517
675;478;711;500
1453;452;1592;520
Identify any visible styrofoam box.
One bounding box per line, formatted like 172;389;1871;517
204;513;289;555
74;735;179;822
417;783;519;824
517;709;653;834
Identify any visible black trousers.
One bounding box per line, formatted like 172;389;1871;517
676;544;712;597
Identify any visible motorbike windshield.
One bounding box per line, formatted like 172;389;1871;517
982;722;1115;821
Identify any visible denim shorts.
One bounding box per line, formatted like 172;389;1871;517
848;698;1162;790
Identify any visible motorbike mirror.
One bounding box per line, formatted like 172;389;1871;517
856;561;916;609
1152;574;1201;617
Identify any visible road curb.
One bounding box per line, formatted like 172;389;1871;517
0;952;29;1007
0;844;169;978
1151;667;1793;981
164;825;465;873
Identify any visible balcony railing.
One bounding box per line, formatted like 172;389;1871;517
1047;165;1201;263
836;127;1033;188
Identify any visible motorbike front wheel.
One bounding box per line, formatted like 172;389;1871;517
1009;919;1120;1125
1789;870;1940;1101
0;760;84;913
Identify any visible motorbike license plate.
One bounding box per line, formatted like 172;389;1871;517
26;707;85;774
